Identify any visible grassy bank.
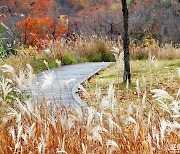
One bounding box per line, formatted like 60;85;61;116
80;59;180;108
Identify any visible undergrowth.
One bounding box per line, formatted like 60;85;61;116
0;58;179;153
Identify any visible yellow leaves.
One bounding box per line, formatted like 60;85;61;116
15;45;37;56
58;15;69;25
143;33;158;47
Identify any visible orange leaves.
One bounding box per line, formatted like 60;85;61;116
17;16;67;46
31;0;54;17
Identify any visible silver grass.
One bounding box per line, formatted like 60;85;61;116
156;133;160;149
176;88;180;99
149;74;153;90
56;149;68;154
96;111;103;126
136;79;141;99
151;89;174;101
159;120;180;139
24;99;34;116
142;75;147;91
157;99;171;114
2;64;15;75
127;102;134;117
99;96;109;111
48;115;57;132
154;59;159;70
25;123;35;138
1;22;13;36
148;133;153;154
65;78;76;85
107;115;121;134
26;64;36;89
142;91;147;108
38;136;47;154
106;140;119;153
107;84;117;115
73;105;83;121
43;60;49;69
152;126;160;148
169;121;180;138
148;111;151;129
76;83;91;102
111;47;124;83
59;113;67;131
34;112;42;125
57;135;67;154
41;70;55;91
170;101;180;118
14;141;20;153
95;87;102;103
135;123;139;141
16;98;28;115
82;143;87;154
87;107;95;128
0;77;12;100
106;140;119;149
16;113;22;124
67;117;74;131
9;127;16;144
160;119;168;146
92;125;108;145
176;68;180;79
147;54;155;72
127;116;136;125
15;70;25;90
17;124;23;142
0;96;2;102
6;107;19;120
44;48;51;55
21;133;28;145
56;59;62;67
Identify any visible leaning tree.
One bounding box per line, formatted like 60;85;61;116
122;0;131;83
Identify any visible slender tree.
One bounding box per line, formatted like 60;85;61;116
122;0;131;83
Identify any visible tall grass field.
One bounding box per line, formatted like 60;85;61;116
0;40;180;153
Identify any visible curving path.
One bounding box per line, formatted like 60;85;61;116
31;62;112;107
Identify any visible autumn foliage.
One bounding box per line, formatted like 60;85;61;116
17;16;67;46
0;0;179;48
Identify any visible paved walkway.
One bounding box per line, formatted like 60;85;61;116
31;62;111;107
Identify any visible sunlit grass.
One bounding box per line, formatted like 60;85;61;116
0;40;180;153
0;61;179;153
82;59;180;106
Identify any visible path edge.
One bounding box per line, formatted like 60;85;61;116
72;62;113;106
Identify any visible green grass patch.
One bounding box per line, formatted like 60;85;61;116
62;53;78;65
168;62;180;67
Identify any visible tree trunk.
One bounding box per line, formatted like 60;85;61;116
122;0;131;83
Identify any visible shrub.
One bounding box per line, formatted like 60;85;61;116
101;50;115;62
90;53;102;62
62;53;77;65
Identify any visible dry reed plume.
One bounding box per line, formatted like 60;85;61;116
0;63;179;153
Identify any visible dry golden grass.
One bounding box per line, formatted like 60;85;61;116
0;36;179;77
131;43;180;60
0;61;179;153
